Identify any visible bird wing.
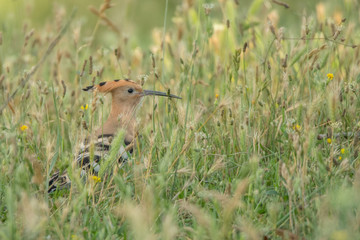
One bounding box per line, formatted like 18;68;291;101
48;134;130;193
77;134;129;177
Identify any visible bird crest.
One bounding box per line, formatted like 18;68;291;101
82;79;140;93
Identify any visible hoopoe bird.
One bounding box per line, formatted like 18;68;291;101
48;79;181;193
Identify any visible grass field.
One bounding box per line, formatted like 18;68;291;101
1;0;360;239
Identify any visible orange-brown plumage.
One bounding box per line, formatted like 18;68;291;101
84;79;144;140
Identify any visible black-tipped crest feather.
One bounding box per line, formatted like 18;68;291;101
82;85;94;91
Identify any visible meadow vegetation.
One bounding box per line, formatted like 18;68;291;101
1;0;360;239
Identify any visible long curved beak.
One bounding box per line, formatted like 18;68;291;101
143;90;181;99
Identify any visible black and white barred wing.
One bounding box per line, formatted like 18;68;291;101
76;134;129;177
48;171;71;193
48;134;130;193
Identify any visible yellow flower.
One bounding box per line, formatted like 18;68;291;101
71;235;80;240
331;230;348;239
327;138;332;144
327;73;334;80
338;156;342;160
81;104;88;110
91;176;101;183
20;125;29;131
214;94;219;105
293;124;301;132
341;148;345;154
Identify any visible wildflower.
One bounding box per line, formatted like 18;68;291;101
293;124;301;132
81;104;88;110
20;125;29;131
327;73;334;80
338;156;342;160
331;230;348;239
327;138;332;144
214;94;219;105
341;148;345;154
91;176;101;183
71;235;80;240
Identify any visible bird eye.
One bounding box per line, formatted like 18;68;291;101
128;88;134;94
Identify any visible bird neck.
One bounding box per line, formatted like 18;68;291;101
95;102;136;143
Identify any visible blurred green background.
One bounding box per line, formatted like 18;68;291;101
0;0;357;49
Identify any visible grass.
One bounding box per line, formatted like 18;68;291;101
1;0;360;239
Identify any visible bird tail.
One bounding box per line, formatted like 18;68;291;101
48;171;71;193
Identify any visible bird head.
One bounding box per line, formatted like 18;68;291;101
83;79;181;137
83;79;181;109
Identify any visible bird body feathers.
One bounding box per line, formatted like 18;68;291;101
48;134;131;193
